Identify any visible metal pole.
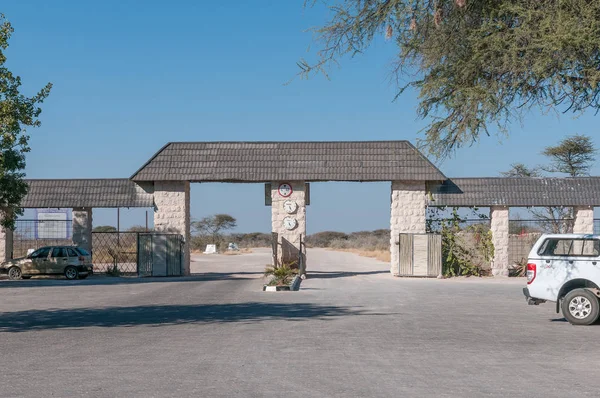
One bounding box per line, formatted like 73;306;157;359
117;208;120;247
145;210;148;232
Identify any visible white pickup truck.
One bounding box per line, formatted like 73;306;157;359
523;234;600;325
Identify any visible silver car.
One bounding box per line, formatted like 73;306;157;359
0;246;93;280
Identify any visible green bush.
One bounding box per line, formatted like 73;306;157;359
264;263;298;286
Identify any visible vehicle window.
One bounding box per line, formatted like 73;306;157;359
75;247;90;256
31;247;51;259
51;247;67;258
538;238;600;257
67;248;78;257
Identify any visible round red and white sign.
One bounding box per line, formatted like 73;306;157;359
278;183;293;197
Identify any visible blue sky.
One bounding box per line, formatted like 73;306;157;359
4;1;600;233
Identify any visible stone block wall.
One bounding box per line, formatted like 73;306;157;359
573;206;594;234
154;181;191;275
390;181;426;275
271;181;306;269
72;208;93;253
490;206;509;277
0;226;13;262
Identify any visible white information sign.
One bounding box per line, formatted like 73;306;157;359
35;209;71;239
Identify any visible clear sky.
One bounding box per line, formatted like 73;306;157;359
3;0;599;233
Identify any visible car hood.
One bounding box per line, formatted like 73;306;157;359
2;257;28;266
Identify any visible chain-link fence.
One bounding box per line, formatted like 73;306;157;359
14;220;73;258
92;232;139;274
13;220;140;275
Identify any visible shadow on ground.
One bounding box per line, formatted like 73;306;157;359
0;302;383;333
0;272;264;289
307;270;388;279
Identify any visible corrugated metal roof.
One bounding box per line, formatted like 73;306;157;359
427;177;600;207
22;179;154;208
130;141;447;182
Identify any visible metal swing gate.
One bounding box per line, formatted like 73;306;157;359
137;233;185;277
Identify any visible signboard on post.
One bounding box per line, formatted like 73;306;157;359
35;209;72;239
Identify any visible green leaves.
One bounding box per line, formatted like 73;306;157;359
0;14;52;229
301;1;600;159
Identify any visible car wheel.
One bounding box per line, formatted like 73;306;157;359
8;266;22;280
64;266;79;280
78;274;88;279
562;288;600;326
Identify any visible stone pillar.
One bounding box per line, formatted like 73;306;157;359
271;181;306;271
390;181;426;276
154;181;191;275
490;206;509;277
0;226;13;262
573;206;594;234
72;208;93;253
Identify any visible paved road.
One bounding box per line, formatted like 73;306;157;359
0;248;599;397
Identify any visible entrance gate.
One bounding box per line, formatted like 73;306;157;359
137;233;185;277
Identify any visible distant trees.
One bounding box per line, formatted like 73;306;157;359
92;225;117;233
191;214;237;250
501;134;597;232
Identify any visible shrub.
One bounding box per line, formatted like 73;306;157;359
264;263;298;286
305;231;349;247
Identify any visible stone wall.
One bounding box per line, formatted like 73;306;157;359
0;226;13;262
573;206;594;234
154;181;191;275
490;206;509;276
390;181;426;276
271;181;306;269
72;208;93;253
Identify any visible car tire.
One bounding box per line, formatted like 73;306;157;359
78;275;88;279
64;266;79;280
562;288;600;325
8;266;22;280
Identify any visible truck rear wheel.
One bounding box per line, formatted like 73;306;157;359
562;288;600;325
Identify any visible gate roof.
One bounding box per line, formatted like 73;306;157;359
427;177;600;207
22;179;154;208
130;141;446;182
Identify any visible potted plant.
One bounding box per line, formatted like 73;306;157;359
263;263;299;291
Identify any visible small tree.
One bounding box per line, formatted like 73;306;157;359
192;214;237;247
0;15;52;228
542;134;596;177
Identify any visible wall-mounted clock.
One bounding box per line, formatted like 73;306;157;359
278;183;293;198
283;216;297;230
283;200;297;214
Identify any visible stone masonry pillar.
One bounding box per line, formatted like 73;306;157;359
154;181;191;275
271;181;306;272
390;181;426;276
490;206;509;277
0;225;13;262
573;206;594;234
72;207;93;253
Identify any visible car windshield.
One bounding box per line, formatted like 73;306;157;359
30;247;51;259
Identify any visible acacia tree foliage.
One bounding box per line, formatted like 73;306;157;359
192;214;237;242
1;14;52;228
541;134;596;176
501;134;596;231
300;1;600;158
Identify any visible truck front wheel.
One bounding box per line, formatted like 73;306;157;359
562;288;600;326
